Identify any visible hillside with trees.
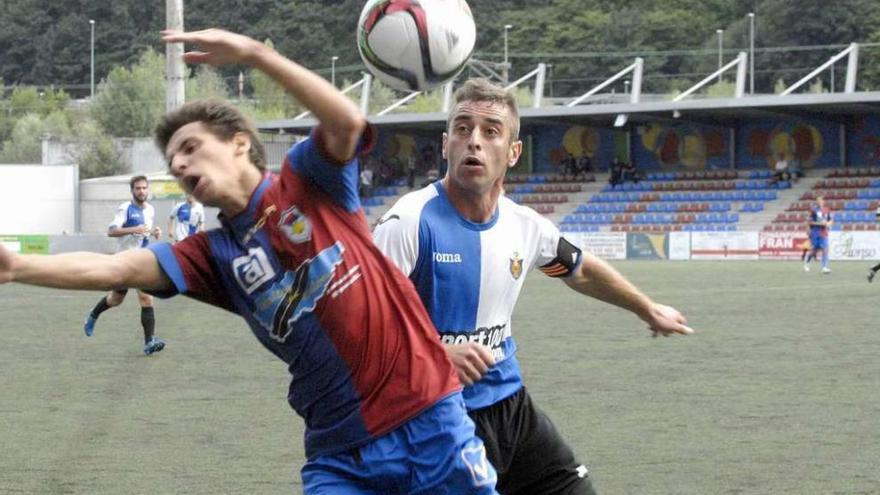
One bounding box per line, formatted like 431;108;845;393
1;0;879;173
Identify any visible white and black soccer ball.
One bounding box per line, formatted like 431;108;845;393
357;0;476;92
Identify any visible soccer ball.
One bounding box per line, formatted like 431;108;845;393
357;0;476;92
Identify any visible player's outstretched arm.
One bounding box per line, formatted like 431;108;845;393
161;29;365;163
563;252;694;337
0;244;170;293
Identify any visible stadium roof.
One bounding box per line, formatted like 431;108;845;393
257;91;880;134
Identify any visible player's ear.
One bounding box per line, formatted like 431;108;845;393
233;132;251;157
508;140;522;168
441;132;449;159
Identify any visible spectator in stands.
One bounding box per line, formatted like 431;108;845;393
773;155;790;184
806;195;833;274
609;157;623;186
359;165;374;198
577;154;594;180
868;205;880;282
622;160;640;183
407;154;416;189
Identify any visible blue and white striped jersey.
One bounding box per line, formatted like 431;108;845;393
109;201;155;251
374;181;581;411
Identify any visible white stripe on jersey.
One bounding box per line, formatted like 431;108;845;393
374;182;568;410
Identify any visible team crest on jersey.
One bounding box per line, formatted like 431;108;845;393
278;206;312;244
509;252;523;280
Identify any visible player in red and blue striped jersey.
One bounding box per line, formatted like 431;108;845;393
808;196;833;274
0;29;497;494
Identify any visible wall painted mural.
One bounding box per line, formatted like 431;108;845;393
736;118;839;169
530;124;622;174
632;123;729;171
847;116;880;167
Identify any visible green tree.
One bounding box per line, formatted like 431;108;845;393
0;110;73;163
90;49;165;137
186;66;231;101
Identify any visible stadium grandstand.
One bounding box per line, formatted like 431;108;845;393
250;44;880;262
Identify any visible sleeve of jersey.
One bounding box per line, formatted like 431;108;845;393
533;216;582;278
285;124;376;213
372;208;418;276
109;203;127;229
146;234;235;311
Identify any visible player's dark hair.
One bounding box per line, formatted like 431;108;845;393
155;99;267;172
130;175;148;189
448;78;520;142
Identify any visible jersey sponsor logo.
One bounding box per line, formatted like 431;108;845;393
434;251;462;263
232;247;276;294
509;251;523;280
278;205;312;244
461;443;496;487
251;241;347;343
440;323;507;361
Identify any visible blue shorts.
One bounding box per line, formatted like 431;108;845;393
811;234;828;251
301;393;498;494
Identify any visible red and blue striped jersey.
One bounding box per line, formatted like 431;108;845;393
148;128;460;458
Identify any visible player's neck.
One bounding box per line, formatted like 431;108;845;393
442;178;502;224
220;166;265;218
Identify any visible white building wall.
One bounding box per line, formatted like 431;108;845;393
0;165;77;235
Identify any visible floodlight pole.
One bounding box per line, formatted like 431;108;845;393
165;0;185;111
89;19;95;100
503;24;512;84
748;13;755;94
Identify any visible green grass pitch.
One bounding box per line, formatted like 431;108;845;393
1;261;878;494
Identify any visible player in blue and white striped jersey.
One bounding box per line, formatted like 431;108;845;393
374;78;694;495
168;194;205;242
83;175;166;355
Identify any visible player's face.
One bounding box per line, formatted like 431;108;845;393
165;121;251;209
442;100;522;195
131;180;149;204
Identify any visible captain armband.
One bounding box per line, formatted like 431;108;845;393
538;237;582;278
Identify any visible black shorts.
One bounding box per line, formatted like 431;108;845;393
469;387;597;495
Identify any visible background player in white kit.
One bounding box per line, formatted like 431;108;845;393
167;193;205;242
83;175;166;355
374;78;694;495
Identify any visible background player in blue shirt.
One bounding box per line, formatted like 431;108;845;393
807;196;833;274
167;193;205;242
83;175;166;355
0;29;498;494
375;78;694;495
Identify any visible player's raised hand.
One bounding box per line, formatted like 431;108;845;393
644;303;694;337
443;342;496;386
0;242;15;285
161;29;262;66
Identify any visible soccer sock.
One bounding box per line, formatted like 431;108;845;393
871;263;880;273
821;251;829;268
90;296;112;320
141;307;155;344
